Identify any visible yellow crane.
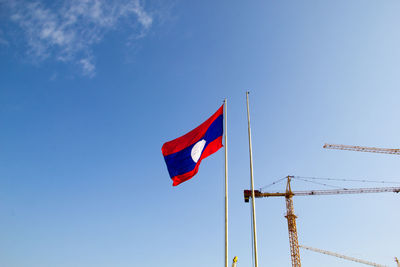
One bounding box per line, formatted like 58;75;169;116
244;176;400;267
395;257;400;267
299;244;387;267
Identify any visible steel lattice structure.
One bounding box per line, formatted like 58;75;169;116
323;143;400;155
244;177;400;266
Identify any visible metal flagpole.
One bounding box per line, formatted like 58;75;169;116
246;92;259;267
224;99;229;267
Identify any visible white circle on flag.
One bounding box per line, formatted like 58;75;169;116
191;139;206;163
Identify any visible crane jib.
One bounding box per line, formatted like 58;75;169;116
243;187;400;201
323;143;400;155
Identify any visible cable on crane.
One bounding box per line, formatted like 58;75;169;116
293;176;347;190
259;177;287;191
294;176;400;185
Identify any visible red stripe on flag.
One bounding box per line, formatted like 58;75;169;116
162;105;223;156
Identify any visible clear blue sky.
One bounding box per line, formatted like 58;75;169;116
1;1;400;266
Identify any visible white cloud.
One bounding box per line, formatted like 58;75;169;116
1;0;153;76
79;57;95;77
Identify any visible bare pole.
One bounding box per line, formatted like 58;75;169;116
224;99;229;267
246;92;259;267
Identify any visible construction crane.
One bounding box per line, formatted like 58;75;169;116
243;176;400;267
323;143;400;155
395;257;400;267
299;244;387;267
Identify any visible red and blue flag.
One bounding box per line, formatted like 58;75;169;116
162;105;224;186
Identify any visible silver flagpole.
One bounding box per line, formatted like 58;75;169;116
246;92;259;267
224;99;229;267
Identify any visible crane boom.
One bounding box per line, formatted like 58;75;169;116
300;245;387;267
323;143;400;155
244;186;400;201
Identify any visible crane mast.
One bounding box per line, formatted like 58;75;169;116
299;245;387;267
285;176;301;267
323;143;400;155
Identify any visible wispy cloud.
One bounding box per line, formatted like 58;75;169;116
1;0;153;76
79;57;96;77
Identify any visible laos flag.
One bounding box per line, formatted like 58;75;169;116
162;105;224;186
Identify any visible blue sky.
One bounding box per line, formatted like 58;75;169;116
1;0;400;266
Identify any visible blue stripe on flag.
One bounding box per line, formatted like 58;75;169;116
163;115;223;178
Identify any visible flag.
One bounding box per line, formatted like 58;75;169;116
162;104;224;186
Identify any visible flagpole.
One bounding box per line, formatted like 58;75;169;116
246;92;259;267
224;99;229;267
